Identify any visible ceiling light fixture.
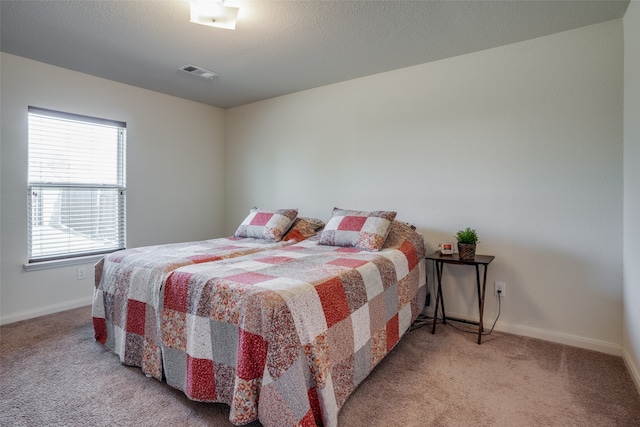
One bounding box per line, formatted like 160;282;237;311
179;64;219;79
190;0;239;30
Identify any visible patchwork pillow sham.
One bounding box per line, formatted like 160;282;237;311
318;208;397;251
233;208;298;241
382;220;421;250
282;217;325;242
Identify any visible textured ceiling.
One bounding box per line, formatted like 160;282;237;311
0;0;630;109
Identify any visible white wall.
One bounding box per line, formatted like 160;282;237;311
0;53;226;324
0;18;630;358
623;1;640;390
226;20;624;354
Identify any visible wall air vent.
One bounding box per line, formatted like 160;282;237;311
178;64;219;79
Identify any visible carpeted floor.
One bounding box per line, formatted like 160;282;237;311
1;305;639;426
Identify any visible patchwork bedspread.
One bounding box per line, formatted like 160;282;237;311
160;224;426;426
92;237;293;379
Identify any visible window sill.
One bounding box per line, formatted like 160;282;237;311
23;254;106;272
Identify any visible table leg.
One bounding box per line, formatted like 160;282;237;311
477;264;489;344
475;265;482;333
431;261;445;334
439;266;447;324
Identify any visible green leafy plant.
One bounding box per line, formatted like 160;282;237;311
456;227;479;244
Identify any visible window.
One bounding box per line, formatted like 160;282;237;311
27;106;126;263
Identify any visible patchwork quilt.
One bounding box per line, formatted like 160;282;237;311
160;222;426;427
92;237;294;379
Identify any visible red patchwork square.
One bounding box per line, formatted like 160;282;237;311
237;328;268;380
315;277;351;328
186;355;217;401
225;271;275;285
338;216;367;231
164;271;191;312
251;212;273;226
399;240;419;271
126;299;146;335
93;317;107;344
307;387;322;425
386;313;399;352
299;408;318;427
328;258;368;268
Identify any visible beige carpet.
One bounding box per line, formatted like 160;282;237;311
1;305;639;426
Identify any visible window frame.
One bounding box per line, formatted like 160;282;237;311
25;106;127;269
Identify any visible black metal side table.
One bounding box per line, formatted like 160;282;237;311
426;251;495;344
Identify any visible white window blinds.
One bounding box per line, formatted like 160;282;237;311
27;106;126;262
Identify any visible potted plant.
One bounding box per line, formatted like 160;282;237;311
456;227;479;260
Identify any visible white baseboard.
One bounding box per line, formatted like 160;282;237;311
425;307;622;356
622;347;640;395
0;296;93;326
497;322;621;356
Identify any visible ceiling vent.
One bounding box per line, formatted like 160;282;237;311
178;64;219;79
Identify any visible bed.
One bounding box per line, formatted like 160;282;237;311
93;208;426;427
92;208;309;378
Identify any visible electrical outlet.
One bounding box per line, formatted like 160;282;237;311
77;267;86;280
494;281;506;297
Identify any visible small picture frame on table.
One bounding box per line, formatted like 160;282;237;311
439;242;454;255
